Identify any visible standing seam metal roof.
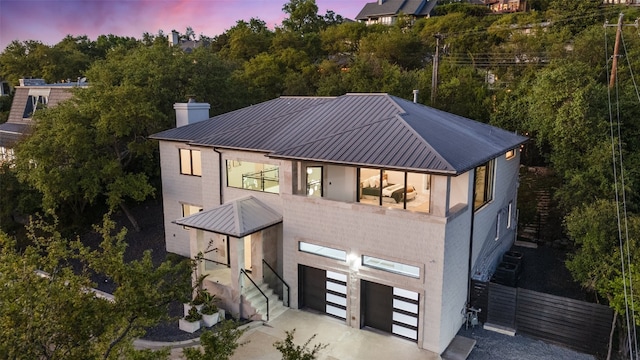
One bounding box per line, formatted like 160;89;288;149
355;0;432;20
173;196;282;237
150;93;527;175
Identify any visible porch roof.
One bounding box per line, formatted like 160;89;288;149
173;196;282;237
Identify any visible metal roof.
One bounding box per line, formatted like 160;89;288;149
355;0;434;20
0;123;29;147
151;93;528;175
173;196;282;237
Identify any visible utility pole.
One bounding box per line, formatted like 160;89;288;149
609;13;624;89
431;33;443;106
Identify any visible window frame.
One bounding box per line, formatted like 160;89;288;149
306;166;323;197
298;241;346;261
179;149;202;176
226;160;280;194
473;159;495;211
362;255;420;278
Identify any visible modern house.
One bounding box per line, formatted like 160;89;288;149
150;93;527;354
0;78;85;163
355;0;437;26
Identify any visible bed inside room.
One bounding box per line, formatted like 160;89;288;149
359;168;430;213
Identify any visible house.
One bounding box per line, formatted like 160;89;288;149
0;78;86;163
150;93;527;354
483;0;526;13
355;0;437;26
603;0;640;4
168;30;207;53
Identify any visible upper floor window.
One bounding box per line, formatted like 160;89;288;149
182;203;202;217
306;166;322;197
180;149;201;176
227;160;279;194
474;159;495;211
23;95;48;118
505;149;516;160
358;168;430;213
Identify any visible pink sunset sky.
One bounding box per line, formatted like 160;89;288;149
0;0;366;51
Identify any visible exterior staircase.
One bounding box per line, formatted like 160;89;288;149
519;190;551;242
243;280;287;322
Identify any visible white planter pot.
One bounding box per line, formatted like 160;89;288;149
179;318;201;333
202;312;220;327
218;308;225;320
194;304;204;312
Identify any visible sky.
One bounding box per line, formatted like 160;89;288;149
0;0;366;50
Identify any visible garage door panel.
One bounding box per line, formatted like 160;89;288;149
300;266;347;321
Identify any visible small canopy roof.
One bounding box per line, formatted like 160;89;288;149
173;196;282;238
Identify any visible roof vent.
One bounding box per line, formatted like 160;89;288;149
413;89;419;103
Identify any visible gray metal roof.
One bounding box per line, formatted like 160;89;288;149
0;123;29;147
151;93;527;175
173;196;282;237
355;0;434;20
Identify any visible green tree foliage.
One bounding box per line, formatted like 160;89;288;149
565;200;640;324
273;329;328;360
0;215;191;359
182;320;248;360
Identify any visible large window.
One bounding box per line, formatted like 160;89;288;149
299;241;346;261
227;160;279;194
358;168;430;213
362;255;420;278
180;149;201;176
23;95;48;118
306;166;322;197
474;159;495;211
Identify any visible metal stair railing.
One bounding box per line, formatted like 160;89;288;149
262;259;290;307
239;268;269;322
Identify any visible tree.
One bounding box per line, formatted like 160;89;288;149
273;329;328;360
182;320;248;360
0;215;191;359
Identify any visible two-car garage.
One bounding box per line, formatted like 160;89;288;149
298;265;420;342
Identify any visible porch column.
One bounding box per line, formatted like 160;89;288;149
229;236;243;294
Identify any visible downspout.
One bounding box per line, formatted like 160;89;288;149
467;171;477;307
213;148;223;205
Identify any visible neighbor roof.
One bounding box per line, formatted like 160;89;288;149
173;196;282;237
151;93;527;175
355;0;434;20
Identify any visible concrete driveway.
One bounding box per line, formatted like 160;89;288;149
163;309;440;359
229;309;440;360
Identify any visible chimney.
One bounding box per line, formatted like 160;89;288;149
412;89;419;103
378;0;384;4
174;98;210;127
170;30;180;46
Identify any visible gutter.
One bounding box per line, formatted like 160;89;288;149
467;172;477;307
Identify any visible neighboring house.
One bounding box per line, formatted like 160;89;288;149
0;78;85;163
168;30;208;53
0;79;10;96
484;0;526;12
603;0;640;4
150;93;527;355
355;0;437;25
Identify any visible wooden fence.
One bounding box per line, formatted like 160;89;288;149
474;282;613;355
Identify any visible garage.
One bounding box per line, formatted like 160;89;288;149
361;280;419;341
298;265;347;320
